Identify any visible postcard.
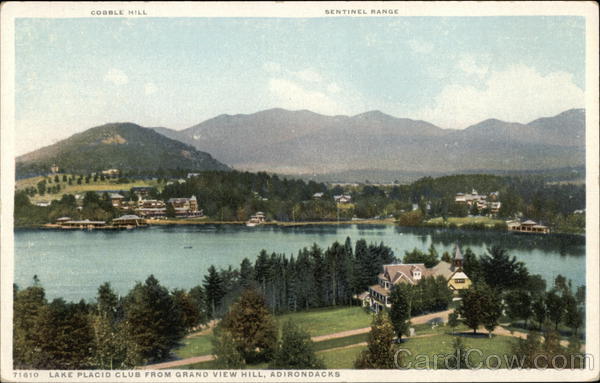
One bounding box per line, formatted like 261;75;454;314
1;1;598;382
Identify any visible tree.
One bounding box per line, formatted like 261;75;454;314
354;312;397;369
203;265;226;318
172;289;201;332
270;320;325;369
532;296;547;330
389;284;411;341
32;299;96;369
13;281;47;368
458;282;502;335
166;203;176;218
121;275;185;365
563;293;583;335
212;329;246;369
479;246;529;290
189;285;208;326
403;248;438;268
220;289;277;364
37;180;46;195
545;289;564;330
505;289;533;329
353;239;379;292
447;311;460;335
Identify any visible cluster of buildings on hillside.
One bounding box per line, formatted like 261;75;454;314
110;193;202;218
312;192;353;204
360;244;471;313
455;189;502;214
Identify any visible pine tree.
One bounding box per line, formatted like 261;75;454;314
389;284;411;341
13;282;47;368
121;275;185;364
270;320;325;369
203;265;226;319
447;311;460;335
354;312;397;369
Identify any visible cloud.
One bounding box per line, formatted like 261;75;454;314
293;68;323;83
144;82;157;95
327;83;341;94
262;61;281;73
268;78;347;114
103;68;128;86
414;64;584;129
408;39;433;54
457;55;489;79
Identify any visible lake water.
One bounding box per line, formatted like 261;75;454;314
14;225;586;302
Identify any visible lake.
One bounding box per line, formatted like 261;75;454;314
14;224;585;302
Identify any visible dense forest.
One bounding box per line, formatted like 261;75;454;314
14;171;585;233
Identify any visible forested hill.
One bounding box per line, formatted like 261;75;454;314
16;123;230;177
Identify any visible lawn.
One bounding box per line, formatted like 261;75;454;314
16;175;160;203
313;333;368;352
399;333;517;369
173;306;373;360
275;306;373;337
425;216;504;227
174;334;216;359
319;344;365;369
172;330;519;370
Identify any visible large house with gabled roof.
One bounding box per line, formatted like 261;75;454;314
360;244;472;312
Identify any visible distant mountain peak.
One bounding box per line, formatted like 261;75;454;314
16;122;229;177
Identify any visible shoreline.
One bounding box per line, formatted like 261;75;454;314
16;219;585;236
145;218;397;226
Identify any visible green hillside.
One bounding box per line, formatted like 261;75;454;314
16;123;230;177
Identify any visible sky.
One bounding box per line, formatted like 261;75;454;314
15;16;585;155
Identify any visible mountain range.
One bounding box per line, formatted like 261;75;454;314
16;123;229;177
153;108;585;178
17;108;585;181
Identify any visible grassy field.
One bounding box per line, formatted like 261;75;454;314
275;306;373;337
399;333;516;369
16;175;160;203
174;334;216;359
173;327;520;370
173;306;373;360
424;216;505;227
318;344;365;369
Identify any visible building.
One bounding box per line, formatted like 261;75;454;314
101;169;120;177
312;192;324;199
166;196;203;217
112;215;146;228
507;220;550;234
167;196;198;211
55;217;72;224
334;194;352;204
455;189;501;214
50;164;60;174
362;244;471;312
187;173;201;178
246;212;266;226
60;219;106;229
110;193;125;208
130;187;155;199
